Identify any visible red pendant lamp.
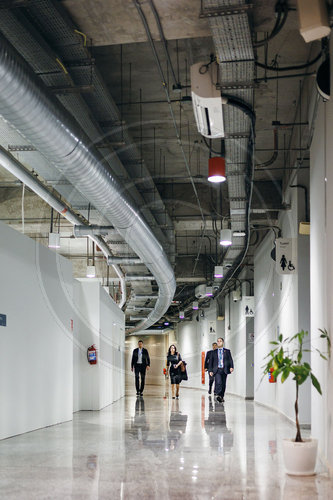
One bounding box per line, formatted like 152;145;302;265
208;156;226;183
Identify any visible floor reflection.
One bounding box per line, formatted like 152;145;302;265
0;386;332;499
166;399;188;451
204;395;233;454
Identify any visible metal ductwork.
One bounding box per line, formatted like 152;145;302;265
0;146;127;309
0;34;176;331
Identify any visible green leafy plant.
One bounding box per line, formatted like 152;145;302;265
262;329;330;442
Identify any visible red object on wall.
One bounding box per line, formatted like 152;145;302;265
268;367;276;383
202;351;205;384
87;345;97;364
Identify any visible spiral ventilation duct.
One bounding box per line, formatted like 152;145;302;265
0;34;176;332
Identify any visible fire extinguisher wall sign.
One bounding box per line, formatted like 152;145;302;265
87;345;97;364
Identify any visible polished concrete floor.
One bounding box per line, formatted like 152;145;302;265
1;385;333;499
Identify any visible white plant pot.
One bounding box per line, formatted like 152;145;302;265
282;438;318;476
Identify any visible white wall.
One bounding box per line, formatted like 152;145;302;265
310;85;333;470
73;280;125;411
224;282;253;399
253;183;311;425
0;221;73;440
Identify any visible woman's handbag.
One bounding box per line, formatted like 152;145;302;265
180;361;188;380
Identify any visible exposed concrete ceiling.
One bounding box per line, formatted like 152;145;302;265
0;0;318;329
61;0;211;45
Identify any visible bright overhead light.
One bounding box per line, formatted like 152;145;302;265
48;232;60;249
192;301;199;310
208;156;226;183
86;265;96;278
233;231;246;237
205;286;213;297
179;311;185;319
164;321;170;326
220;229;232;246
214;265;224;278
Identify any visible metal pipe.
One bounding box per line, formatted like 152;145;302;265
0;34;175;332
74;225;114;236
107;257;142;265
125;276;154;281
0;146;127;308
132;294;158;300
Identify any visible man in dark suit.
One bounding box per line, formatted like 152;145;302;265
209;337;234;403
131;340;150;396
205;342;217;394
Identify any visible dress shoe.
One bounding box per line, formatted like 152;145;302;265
216;396;223;403
208;390;212;394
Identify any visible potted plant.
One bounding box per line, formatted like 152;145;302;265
262;329;330;475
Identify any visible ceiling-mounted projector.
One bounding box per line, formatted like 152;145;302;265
195;284;207;299
190;62;224;139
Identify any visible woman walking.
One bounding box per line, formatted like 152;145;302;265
166;344;182;399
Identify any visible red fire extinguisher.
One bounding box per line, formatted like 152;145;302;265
268;367;276;383
87;345;97;364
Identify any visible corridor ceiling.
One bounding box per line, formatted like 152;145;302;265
0;0;322;331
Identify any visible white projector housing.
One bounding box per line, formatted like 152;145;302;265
191;62;224;139
195;284;207;299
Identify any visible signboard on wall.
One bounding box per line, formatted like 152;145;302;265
0;314;7;326
275;238;297;275
209;321;216;334
243;296;255;317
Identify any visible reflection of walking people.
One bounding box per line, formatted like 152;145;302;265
209;337;234;403
204;397;233;454
205;342;217;394
167;399;188;451
280;254;287;271
166;344;182;399
131;340;150;396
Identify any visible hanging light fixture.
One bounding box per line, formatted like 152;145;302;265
48;208;60;248
220;229;232;246
48;232;60;249
205;286;213;297
214;265;224;278
208;156;226;183
179;311;185;319
192;301;199;310
86;265;96;278
208;139;226;183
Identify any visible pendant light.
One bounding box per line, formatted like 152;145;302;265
48;208;60;248
214;266;224;278
192;301;199;310
220;229;232;246
208;156;226;183
179;311;185;319
86;265;96;278
208;139;226;183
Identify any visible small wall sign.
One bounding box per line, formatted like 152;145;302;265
0;314;7;326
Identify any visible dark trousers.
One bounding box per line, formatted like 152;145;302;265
134;364;146;393
214;368;227;398
209;373;215;393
